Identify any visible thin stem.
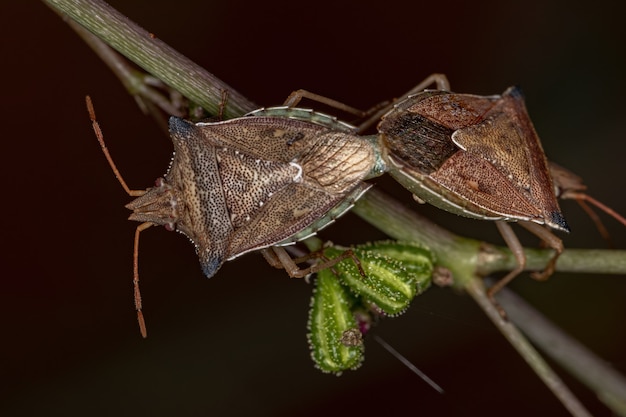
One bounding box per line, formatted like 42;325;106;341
352;189;626;282
495;287;626;416
465;278;593;417
478;245;626;277
44;0;257;117
75;21;185;117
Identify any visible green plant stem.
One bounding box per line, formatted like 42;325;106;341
352;188;626;283
479;246;626;277
496;287;626;416
70;19;186;118
466;278;593;417
44;1;626;415
44;0;257;117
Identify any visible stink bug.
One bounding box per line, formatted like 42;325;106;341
276;74;625;301
87;97;383;337
377;74;624;298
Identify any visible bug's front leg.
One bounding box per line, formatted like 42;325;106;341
261;246;365;279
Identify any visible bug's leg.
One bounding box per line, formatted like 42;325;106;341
189;89;229;122
141;75;186;117
260;247;285;269
217;89;229;120
576;198;613;244
133;222;153;338
355;73;451;133
519;222;563;281
395;73;451;98
263;246;365;278
283;74;451;133
550;162;626;246
564;193;626;246
284;89;392;134
282;89;391;135
563;193;626;228
307;248;366;277
260;246;330;275
487;221;527;302
260;247;324;272
283;90;367;117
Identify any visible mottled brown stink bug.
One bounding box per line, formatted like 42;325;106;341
377;74;624;298
87;97;384;337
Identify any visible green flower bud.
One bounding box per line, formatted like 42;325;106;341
308;268;364;374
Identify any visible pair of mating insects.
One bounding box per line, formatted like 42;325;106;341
89;74;625;337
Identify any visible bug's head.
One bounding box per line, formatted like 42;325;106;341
126;177;183;232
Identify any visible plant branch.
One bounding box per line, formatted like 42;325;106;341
466;278;593;417
351;188;626;285
496;287;626;416
70;19;186;117
44;0;257;117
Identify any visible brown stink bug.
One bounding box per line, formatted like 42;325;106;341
86;97;384;337
378;81;570;298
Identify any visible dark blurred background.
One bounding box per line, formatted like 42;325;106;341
1;1;625;416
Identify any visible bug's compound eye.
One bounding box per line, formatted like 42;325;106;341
155;177;166;187
165;222;175;232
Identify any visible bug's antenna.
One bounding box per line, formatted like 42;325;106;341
86;95;150;337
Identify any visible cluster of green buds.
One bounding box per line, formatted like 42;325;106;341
307;241;434;374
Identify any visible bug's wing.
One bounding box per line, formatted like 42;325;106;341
167;117;234;278
407;90;500;130
379;109;457;174
297;131;376;193
428;150;545;221
450;87;568;231
226;131;376;257
195;118;376;258
196;117;329;162
227;182;370;258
